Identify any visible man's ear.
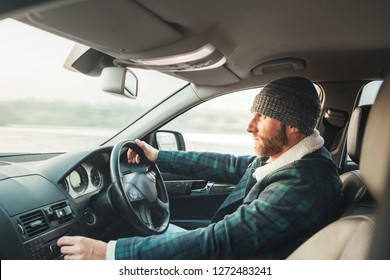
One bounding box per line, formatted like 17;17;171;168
286;126;307;143
286;125;300;134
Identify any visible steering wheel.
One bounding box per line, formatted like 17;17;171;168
110;139;170;235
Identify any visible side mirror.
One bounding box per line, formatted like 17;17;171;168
101;67;138;99
149;130;186;151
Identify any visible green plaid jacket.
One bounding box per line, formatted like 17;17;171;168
115;146;342;259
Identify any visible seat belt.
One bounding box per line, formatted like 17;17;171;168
322;108;348;151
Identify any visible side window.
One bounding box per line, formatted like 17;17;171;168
161;88;260;155
358;80;382;106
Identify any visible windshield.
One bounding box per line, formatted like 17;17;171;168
0;19;187;154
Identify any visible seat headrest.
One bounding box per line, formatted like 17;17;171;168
361;78;390;203
347;105;371;164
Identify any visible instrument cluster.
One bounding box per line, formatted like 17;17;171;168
62;162;104;199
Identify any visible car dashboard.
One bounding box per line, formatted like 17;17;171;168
0;147;115;260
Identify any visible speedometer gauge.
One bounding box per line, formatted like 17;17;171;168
69;166;88;193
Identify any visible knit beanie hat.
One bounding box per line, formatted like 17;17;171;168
251;76;321;135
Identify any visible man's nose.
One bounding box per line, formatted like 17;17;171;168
247;117;257;133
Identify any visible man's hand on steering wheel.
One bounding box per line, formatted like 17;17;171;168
127;139;159;164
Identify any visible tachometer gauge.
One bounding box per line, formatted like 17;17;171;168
69;166;88;193
90;167;102;188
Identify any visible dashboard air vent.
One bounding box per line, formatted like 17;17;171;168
20;210;50;238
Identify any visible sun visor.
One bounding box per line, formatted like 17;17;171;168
22;0;181;54
64;44;115;76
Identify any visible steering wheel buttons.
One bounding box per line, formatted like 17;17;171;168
127;187;143;201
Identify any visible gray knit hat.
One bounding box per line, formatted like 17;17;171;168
251;77;321;135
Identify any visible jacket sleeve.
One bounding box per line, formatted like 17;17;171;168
157;150;256;184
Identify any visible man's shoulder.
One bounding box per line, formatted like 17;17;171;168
302;146;332;160
270;147;338;177
294;146;336;169
290;147;340;183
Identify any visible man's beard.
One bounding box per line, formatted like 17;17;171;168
254;124;288;157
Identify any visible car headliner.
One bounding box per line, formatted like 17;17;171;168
3;0;390;90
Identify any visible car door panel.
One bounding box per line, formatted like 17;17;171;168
162;172;233;229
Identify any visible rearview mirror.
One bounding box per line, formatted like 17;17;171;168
101;67;138;99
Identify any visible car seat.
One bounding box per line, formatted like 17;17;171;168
339;105;372;216
359;76;390;259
